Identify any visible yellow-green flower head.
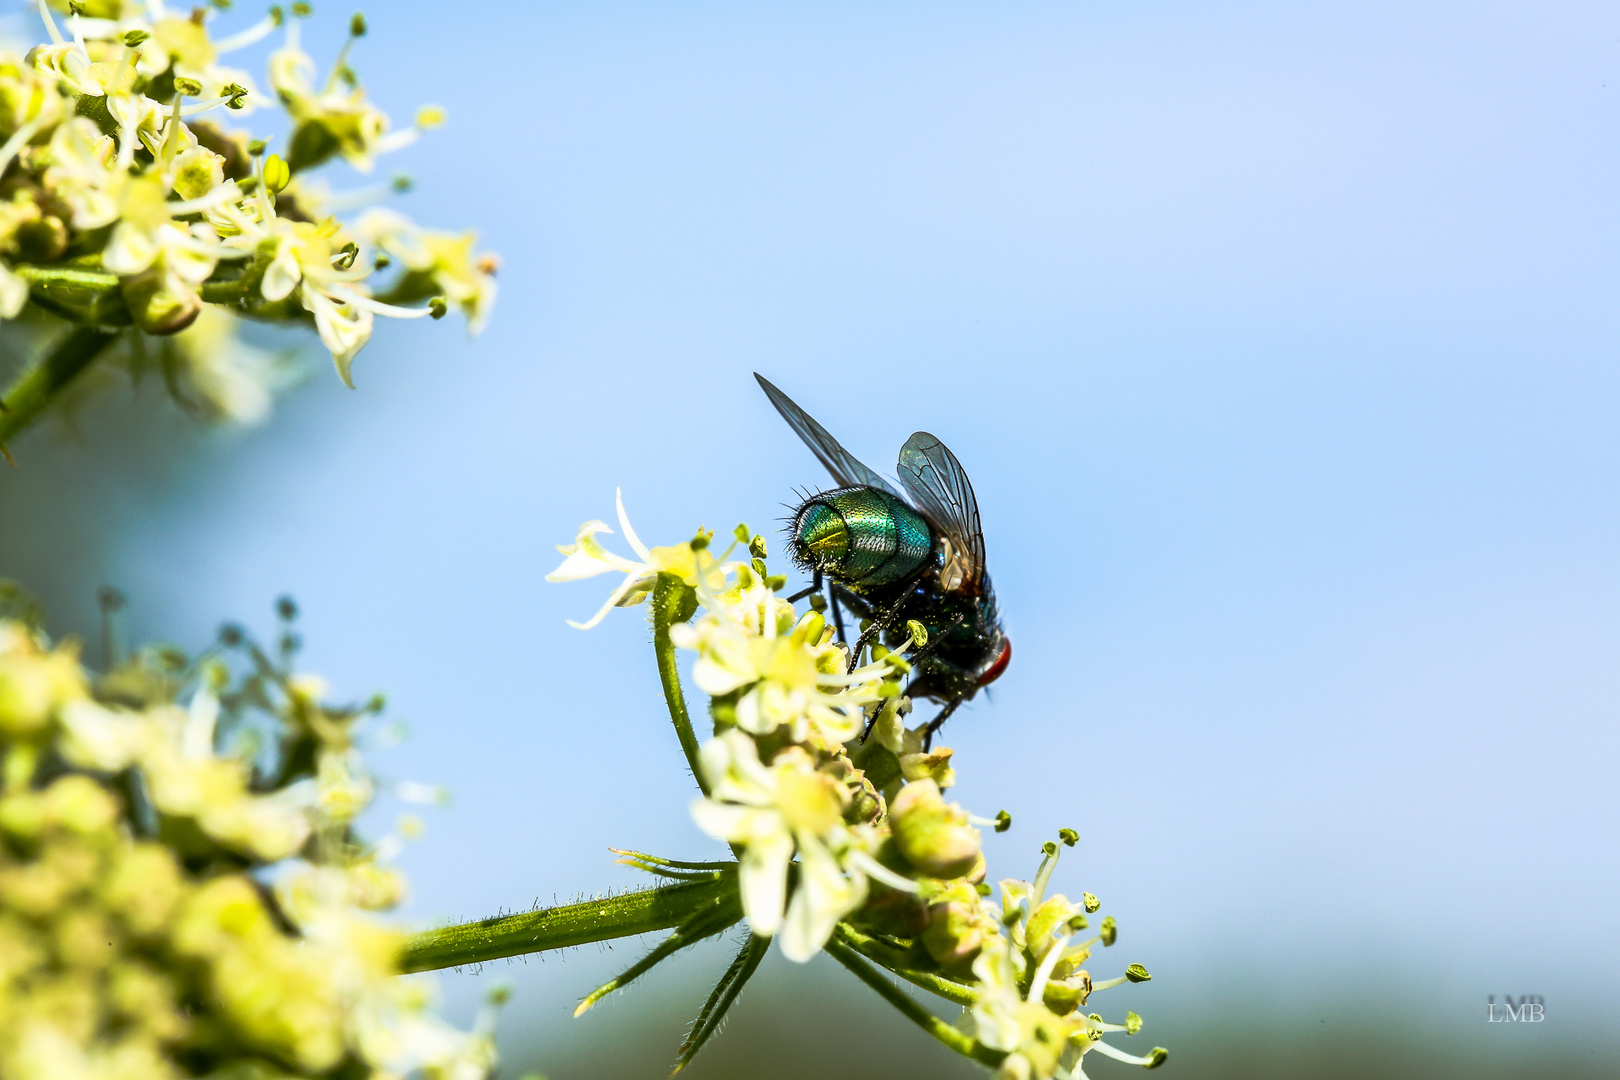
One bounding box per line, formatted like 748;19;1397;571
357;208;499;334
690;731;917;961
0;615;500;1080
210;193;432;385
269;19;416;174
673;599;885;748
950;839;1165;1078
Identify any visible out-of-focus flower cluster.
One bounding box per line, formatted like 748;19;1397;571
0;588;497;1080
550;497;1168;1079
0;0;497;422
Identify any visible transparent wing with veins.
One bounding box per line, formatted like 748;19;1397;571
896;431;986;586
754;373;906;499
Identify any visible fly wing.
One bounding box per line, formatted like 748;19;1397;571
755;374;906;498
896;431;986;579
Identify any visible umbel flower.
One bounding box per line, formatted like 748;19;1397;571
0;587;499;1080
0;2;498;454
534;495;1172;1075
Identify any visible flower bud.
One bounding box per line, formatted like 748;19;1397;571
1042;971;1090;1015
898;745;955;790
920;880;990;972
889;779;980;879
262;153;291;193
121;269;201;335
790;610;825;647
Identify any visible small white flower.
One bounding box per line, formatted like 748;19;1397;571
690;731;911;961
546;489;700;628
213;197;430;385
356;208;499;334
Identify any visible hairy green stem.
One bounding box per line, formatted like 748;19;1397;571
674;932;770;1073
824;936;1005;1068
401;871;736;973
575;889;744;1016
832;923;980;1007
652;573;708;797
0;325;116;453
13;266;119;292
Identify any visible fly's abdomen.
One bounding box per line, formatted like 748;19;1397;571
791;486;933;589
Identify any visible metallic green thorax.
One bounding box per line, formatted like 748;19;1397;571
791;486;933;590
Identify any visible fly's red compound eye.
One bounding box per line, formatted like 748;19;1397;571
976;638;1012;686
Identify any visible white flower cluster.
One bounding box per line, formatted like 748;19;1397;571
0;604;496;1080
551;496;1167;1077
0;0;496;413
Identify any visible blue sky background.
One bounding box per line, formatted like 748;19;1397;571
1;1;1616;1075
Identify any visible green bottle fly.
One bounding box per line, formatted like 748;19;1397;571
756;374;1011;747
792;486;934;589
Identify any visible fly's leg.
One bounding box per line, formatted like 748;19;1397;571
922;699;962;751
845;591;909;674
829;583;876;653
785;571;823;605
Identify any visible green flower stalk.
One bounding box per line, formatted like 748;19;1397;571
0;1;498;457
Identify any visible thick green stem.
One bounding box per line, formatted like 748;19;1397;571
0;325;116;453
13;266;119;292
652;573;708;797
825;936;1005;1068
401;872;736;973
